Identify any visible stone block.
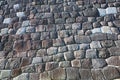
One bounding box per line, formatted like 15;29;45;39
16;27;26;35
46;24;56;31
66;68;80;80
47;47;58;55
26;26;35;33
53;53;64;62
101;26;112;34
90;41;102;49
53;39;64;47
31;33;40;40
13;73;29;80
32;57;42;64
40;32;50;40
108;47;120;56
92;59;107;68
45;62;58;71
79;69;93;80
106;7;117;14
71;59;81;67
64;36;74;44
74;50;85;59
74;35;91;43
101;40;115;48
43;56;53;62
82;22;93;30
16;12;25;18
3;18;12;24
0;70;11;79
29;73;39;80
80;43;90;50
81;59;92;69
31;40;41;50
64;51;74;61
67;44;79;51
113;20;120;27
22;20;30;27
91;28;102;33
36;25;45;32
58;30;69;38
59;61;71;68
58;46;67;53
0;28;8;35
102;66;120;80
40;72;51;80
42;39;52;48
115;40;120;47
86;49;97;58
36;49;47;57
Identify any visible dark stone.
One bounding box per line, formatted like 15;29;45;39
82;22;93;30
75;35;91;43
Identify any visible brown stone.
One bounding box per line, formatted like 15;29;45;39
42;39;52;48
12;68;21;77
20;57;31;67
64;36;74;44
81;59;92;69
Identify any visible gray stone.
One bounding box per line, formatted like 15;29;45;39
71;59;81;67
74;35;91;43
93;22;101;28
40;32;50;40
16;12;25;18
90;41;102;49
90;33;107;41
13;4;20;10
47;47;58;55
80;43;90;50
79;69;93;80
101;26;112;34
31;33;40;40
58;46;68;53
0;28;8;35
3;18;12;24
16;27;26;35
82;22;93;30
83;8;99;17
64;36;74;44
22;20;30;27
74;50;85;59
113;20;120;27
66;68;80;80
58;30;69;38
91;69;106;80
106;56;120;66
36;49;47;57
107;34;118;40
102;66;120;80
98;48;109;58
101;40;115;48
36;25;46;32
26;26;35;33
86;49;97;58
32;57;42;64
53;53;64;62
91;28;102;33
0;70;11;79
13;73;29;80
43;56;53;62
40;72;51;80
81;59;92;69
50;68;66;80
98;8;106;16
108;47;120;56
59;61;71;68
92;59;107;68
53;39;64;47
106;7;117;14
72;23;81;29
67;44;79;51
115;40;120;47
64;51;74;61
45;62;58;71
55;18;65;24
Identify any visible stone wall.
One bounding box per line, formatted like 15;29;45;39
0;0;120;80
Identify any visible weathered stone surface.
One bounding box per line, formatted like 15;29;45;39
91;69;106;80
40;72;51;80
31;33;40;40
16;12;25;18
106;56;120;66
113;20;120;27
80;43;90;50
29;73;39;80
42;39;52;48
53;53;64;62
101;26;112;34
82;22;93;30
86;49;97;58
0;28;8;35
3;18;12;24
13;4;20;10
64;36;74;44
58;30;69;38
115;40;120;47
43;56;53;62
72;23;81;29
36;49;47;57
98;8;106;16
32;57;42;64
106;7;117;14
13;73;29;80
71;59;81;67
22;20;30;27
40;32;50;40
32;40;41;50
16;27;26;35
90;41;102;49
59;61;71;68
64;51;74;61
107;34;118;40
58;46;67;53
81;59;92;69
74;50;85;59
47;47;58;55
102;66;120;80
50;68;66;80
83;8;99;17
66;68;80;80
108;47;120;56
67;44;79;51
53;39;64;47
0;70;11;79
79;69;93;80
20;57;31;67
26;26;35;33
92;59;107;68
74;35;91;43
91;28;102;33
90;33;107;41
45;62;58;71
98;48;109;58
101;40;115;48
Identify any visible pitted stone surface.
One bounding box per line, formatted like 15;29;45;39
0;0;119;80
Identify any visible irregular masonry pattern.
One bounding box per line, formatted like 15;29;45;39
0;0;120;80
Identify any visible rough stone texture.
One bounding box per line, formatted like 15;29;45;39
0;0;120;80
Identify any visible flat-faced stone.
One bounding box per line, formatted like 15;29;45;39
53;39;64;47
47;47;58;55
58;46;67;53
101;26;112;34
74;35;91;43
13;73;29;80
64;36;74;44
81;59;92;69
102;66;120;80
22;20;30;27
16;12;25;18
31;33;40;40
16;27;26;35
91;28;102;33
59;61;71;68
74;50;85;59
91;69;106;80
101;40;115;48
58;30;69;38
3;18;12;24
71;59;81;67
36;49;47;57
64;51;74;61
80;43;90;50
67;44;79;51
0;70;11;79
43;56;53;62
115;40;120;47
98;8;106;16
106;7;117;14
13;4;20;10
40;72;51;80
0;28;8;35
42;39;52;48
66;68;80;80
92;59;107;68
113;20;120;27
90;41;102;49
72;23;81;29
86;49;97;58
82;22;93;30
36;25;46;32
79;69;93;80
53;53;64;62
32;57;42;64
29;73;39;80
45;62;58;71
108;47;120;56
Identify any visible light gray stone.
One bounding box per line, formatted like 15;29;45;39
13;4;20;10
16;12;25;18
0;28;8;35
106;7;117;14
92;59;107;68
59;61;71;68
72;23;81;29
98;8;106;16
58;46;67;53
67;44;79;51
101;26;112;34
3;18;12;24
47;47;58;55
64;51;74;61
13;73;29;80
26;26;35;33
32;57;42;64
86;49;97;58
74;50;85;59
91;28;102;33
90;41;102;49
80;43;90;50
71;59;81;67
0;70;11;79
16;27;26;35
22;20;30;27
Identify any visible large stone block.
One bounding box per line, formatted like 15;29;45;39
86;49;98;58
108;47;120;56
